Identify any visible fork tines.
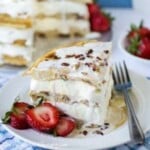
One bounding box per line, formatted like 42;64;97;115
112;61;132;89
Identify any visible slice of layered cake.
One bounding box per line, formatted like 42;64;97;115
0;0;34;66
34;0;90;36
27;41;113;125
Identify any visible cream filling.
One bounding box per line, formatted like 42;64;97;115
0;44;33;61
0;27;34;46
0;1;34;18
35;1;89;18
30;77;113;124
34;18;90;34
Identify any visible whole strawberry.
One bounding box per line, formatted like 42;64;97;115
2;102;33;129
87;3;112;32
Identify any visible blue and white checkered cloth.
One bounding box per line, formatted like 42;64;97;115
0;70;150;150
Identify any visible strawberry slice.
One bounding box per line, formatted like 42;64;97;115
55;117;76;137
13;102;33;114
10;113;29;129
26;103;60;132
2;102;33;129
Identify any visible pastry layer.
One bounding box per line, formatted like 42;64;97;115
31;42;111;88
35;18;90;35
35;1;89;18
0;1;34;18
0;44;33;62
0;26;34;46
0;15;33;29
2;55;28;66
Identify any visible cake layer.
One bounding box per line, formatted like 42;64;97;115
2;55;29;66
0;26;34;46
30;75;113;124
35;18;90;35
35;1;89;19
0;1;34;18
31;42;111;88
0;44;33;62
0;15;33;29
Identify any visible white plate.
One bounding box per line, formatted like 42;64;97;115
0;72;150;150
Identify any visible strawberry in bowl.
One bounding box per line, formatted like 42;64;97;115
126;21;150;59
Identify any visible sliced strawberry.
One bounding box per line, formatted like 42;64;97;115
2;102;32;129
55;117;76;137
26;103;60;132
87;3;100;16
13;102;33;114
90;14;110;32
10;113;29;129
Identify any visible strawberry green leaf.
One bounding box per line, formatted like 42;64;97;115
139;20;144;28
102;11;115;24
127;35;140;54
2;111;12;124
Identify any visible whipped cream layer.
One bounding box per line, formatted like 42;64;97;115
0;1;34;18
30;76;113;124
36;42;111;86
0;44;33;61
35;1;89;18
0;26;34;46
35;18;90;34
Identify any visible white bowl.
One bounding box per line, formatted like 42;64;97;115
118;32;150;66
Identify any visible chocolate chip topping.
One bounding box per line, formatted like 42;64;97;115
75;54;84;59
83;130;88;136
87;49;93;55
61;63;70;66
66;54;75;58
104;50;109;54
94;130;104;135
54;55;61;60
96;57;102;60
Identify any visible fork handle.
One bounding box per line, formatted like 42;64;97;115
123;89;145;144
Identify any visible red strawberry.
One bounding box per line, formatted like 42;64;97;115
87;3;100;16
127;30;139;40
10;113;29;129
137;38;150;59
13;102;33;114
26;103;60;132
139;27;150;38
90;14;110;32
2;102;33;129
55;117;76;137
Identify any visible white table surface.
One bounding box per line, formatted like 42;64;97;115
107;9;150;77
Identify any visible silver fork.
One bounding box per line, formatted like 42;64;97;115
112;61;145;144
